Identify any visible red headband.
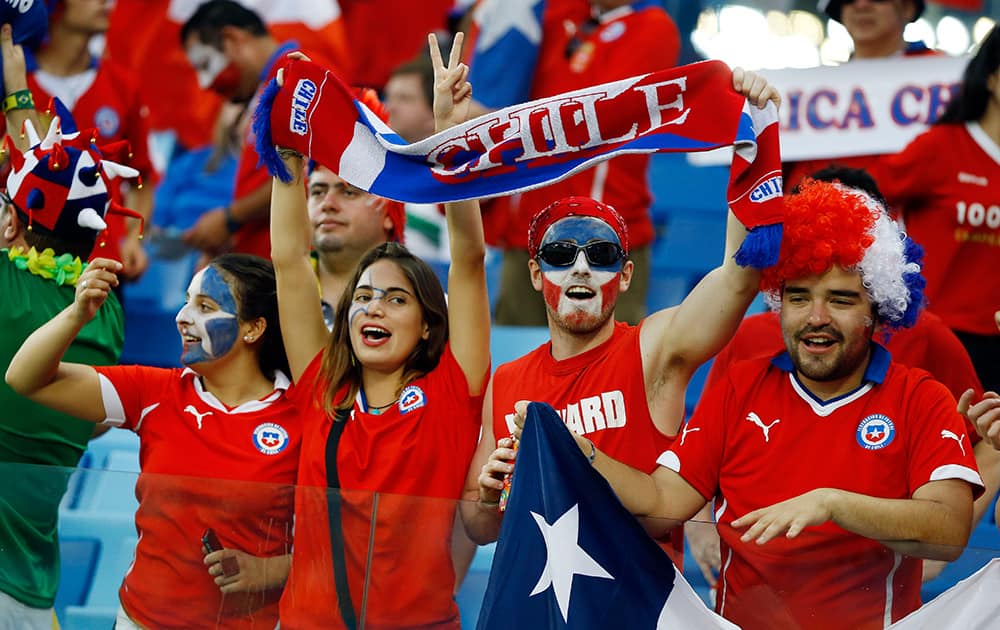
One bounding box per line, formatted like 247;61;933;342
527;196;629;258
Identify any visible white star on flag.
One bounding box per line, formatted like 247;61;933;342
530;504;613;623
474;0;543;52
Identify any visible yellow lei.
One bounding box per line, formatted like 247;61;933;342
5;246;86;287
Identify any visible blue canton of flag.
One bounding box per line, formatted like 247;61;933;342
467;0;545;109
477;403;739;629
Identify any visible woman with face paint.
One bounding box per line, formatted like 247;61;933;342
267;33;491;629
6;253;301;629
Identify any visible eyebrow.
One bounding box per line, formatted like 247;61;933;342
784;287;862;298
355;284;415;296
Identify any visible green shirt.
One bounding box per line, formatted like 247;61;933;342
0;255;123;608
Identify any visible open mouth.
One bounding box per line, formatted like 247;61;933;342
180;329;202;345
800;335;838;351
565;285;596;300
361;325;392;344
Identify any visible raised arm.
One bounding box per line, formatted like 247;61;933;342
4;259;121;422
640;69;780;386
269;55;330;382
1;24;40;152
429;32;490;394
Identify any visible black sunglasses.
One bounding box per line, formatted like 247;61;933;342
537;241;625;268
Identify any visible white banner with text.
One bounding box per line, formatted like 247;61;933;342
692;55;968;165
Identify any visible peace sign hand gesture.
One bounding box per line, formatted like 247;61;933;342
428;32;472;133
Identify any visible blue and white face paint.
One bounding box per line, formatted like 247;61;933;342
175;266;240;365
538;216;624;332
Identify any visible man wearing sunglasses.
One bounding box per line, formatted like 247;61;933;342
786;0;932;189
461;63;782;555
489;0;681;328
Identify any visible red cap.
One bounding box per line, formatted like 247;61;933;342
527;196;629;258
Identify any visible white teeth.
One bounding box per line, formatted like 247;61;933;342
362;326;390;339
565;286;596;299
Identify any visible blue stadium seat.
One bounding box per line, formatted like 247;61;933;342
55;537;100;623
652;210;727;275
62;605;118;630
646;269;694;313
490;326;550;369
72;453;140;516
58;510;137;613
685;359;714;418
648;153;730;221
457;542;496;629
65;430;140;511
120;249;197;367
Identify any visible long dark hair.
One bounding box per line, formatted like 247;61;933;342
318;242;448;415
211;253;290;378
937;26;1000;124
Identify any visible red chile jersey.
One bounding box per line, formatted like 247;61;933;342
230;41;303;259
491;320;683;563
664;345;983;630
279;344;483;629
502;2;679;250
93;365;300;630
872;122;1000;335
22;59;156;264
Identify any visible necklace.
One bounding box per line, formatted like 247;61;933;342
368;398;399;412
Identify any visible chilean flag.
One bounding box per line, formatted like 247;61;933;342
466;0;548;109
254;56;784;267
477;402;738;629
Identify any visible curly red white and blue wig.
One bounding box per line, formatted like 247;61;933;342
760;179;925;330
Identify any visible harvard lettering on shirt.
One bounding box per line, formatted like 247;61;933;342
492;322;670;474
661;345;983;630
491;320;684;565
505;390;626;436
92;364;300;629
874;121;1000;334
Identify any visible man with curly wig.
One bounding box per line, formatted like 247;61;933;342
504;179;984;630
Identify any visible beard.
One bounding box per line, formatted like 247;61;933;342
786;324;873;383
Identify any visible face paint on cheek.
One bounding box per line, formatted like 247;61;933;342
190;43;241;97
178;267;240;365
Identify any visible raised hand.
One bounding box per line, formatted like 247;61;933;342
0;23;27;94
428;32;472;132
74;258;121;325
960;388;1000;450
275;51;312;88
732;67;781;110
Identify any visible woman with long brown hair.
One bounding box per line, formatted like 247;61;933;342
269;33;491;629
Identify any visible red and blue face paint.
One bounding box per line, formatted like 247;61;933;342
537;216;624;331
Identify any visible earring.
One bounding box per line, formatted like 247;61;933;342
244;335;254;343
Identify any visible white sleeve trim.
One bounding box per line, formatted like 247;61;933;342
98;373;126;427
657;450;681;473
929;464;984;490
